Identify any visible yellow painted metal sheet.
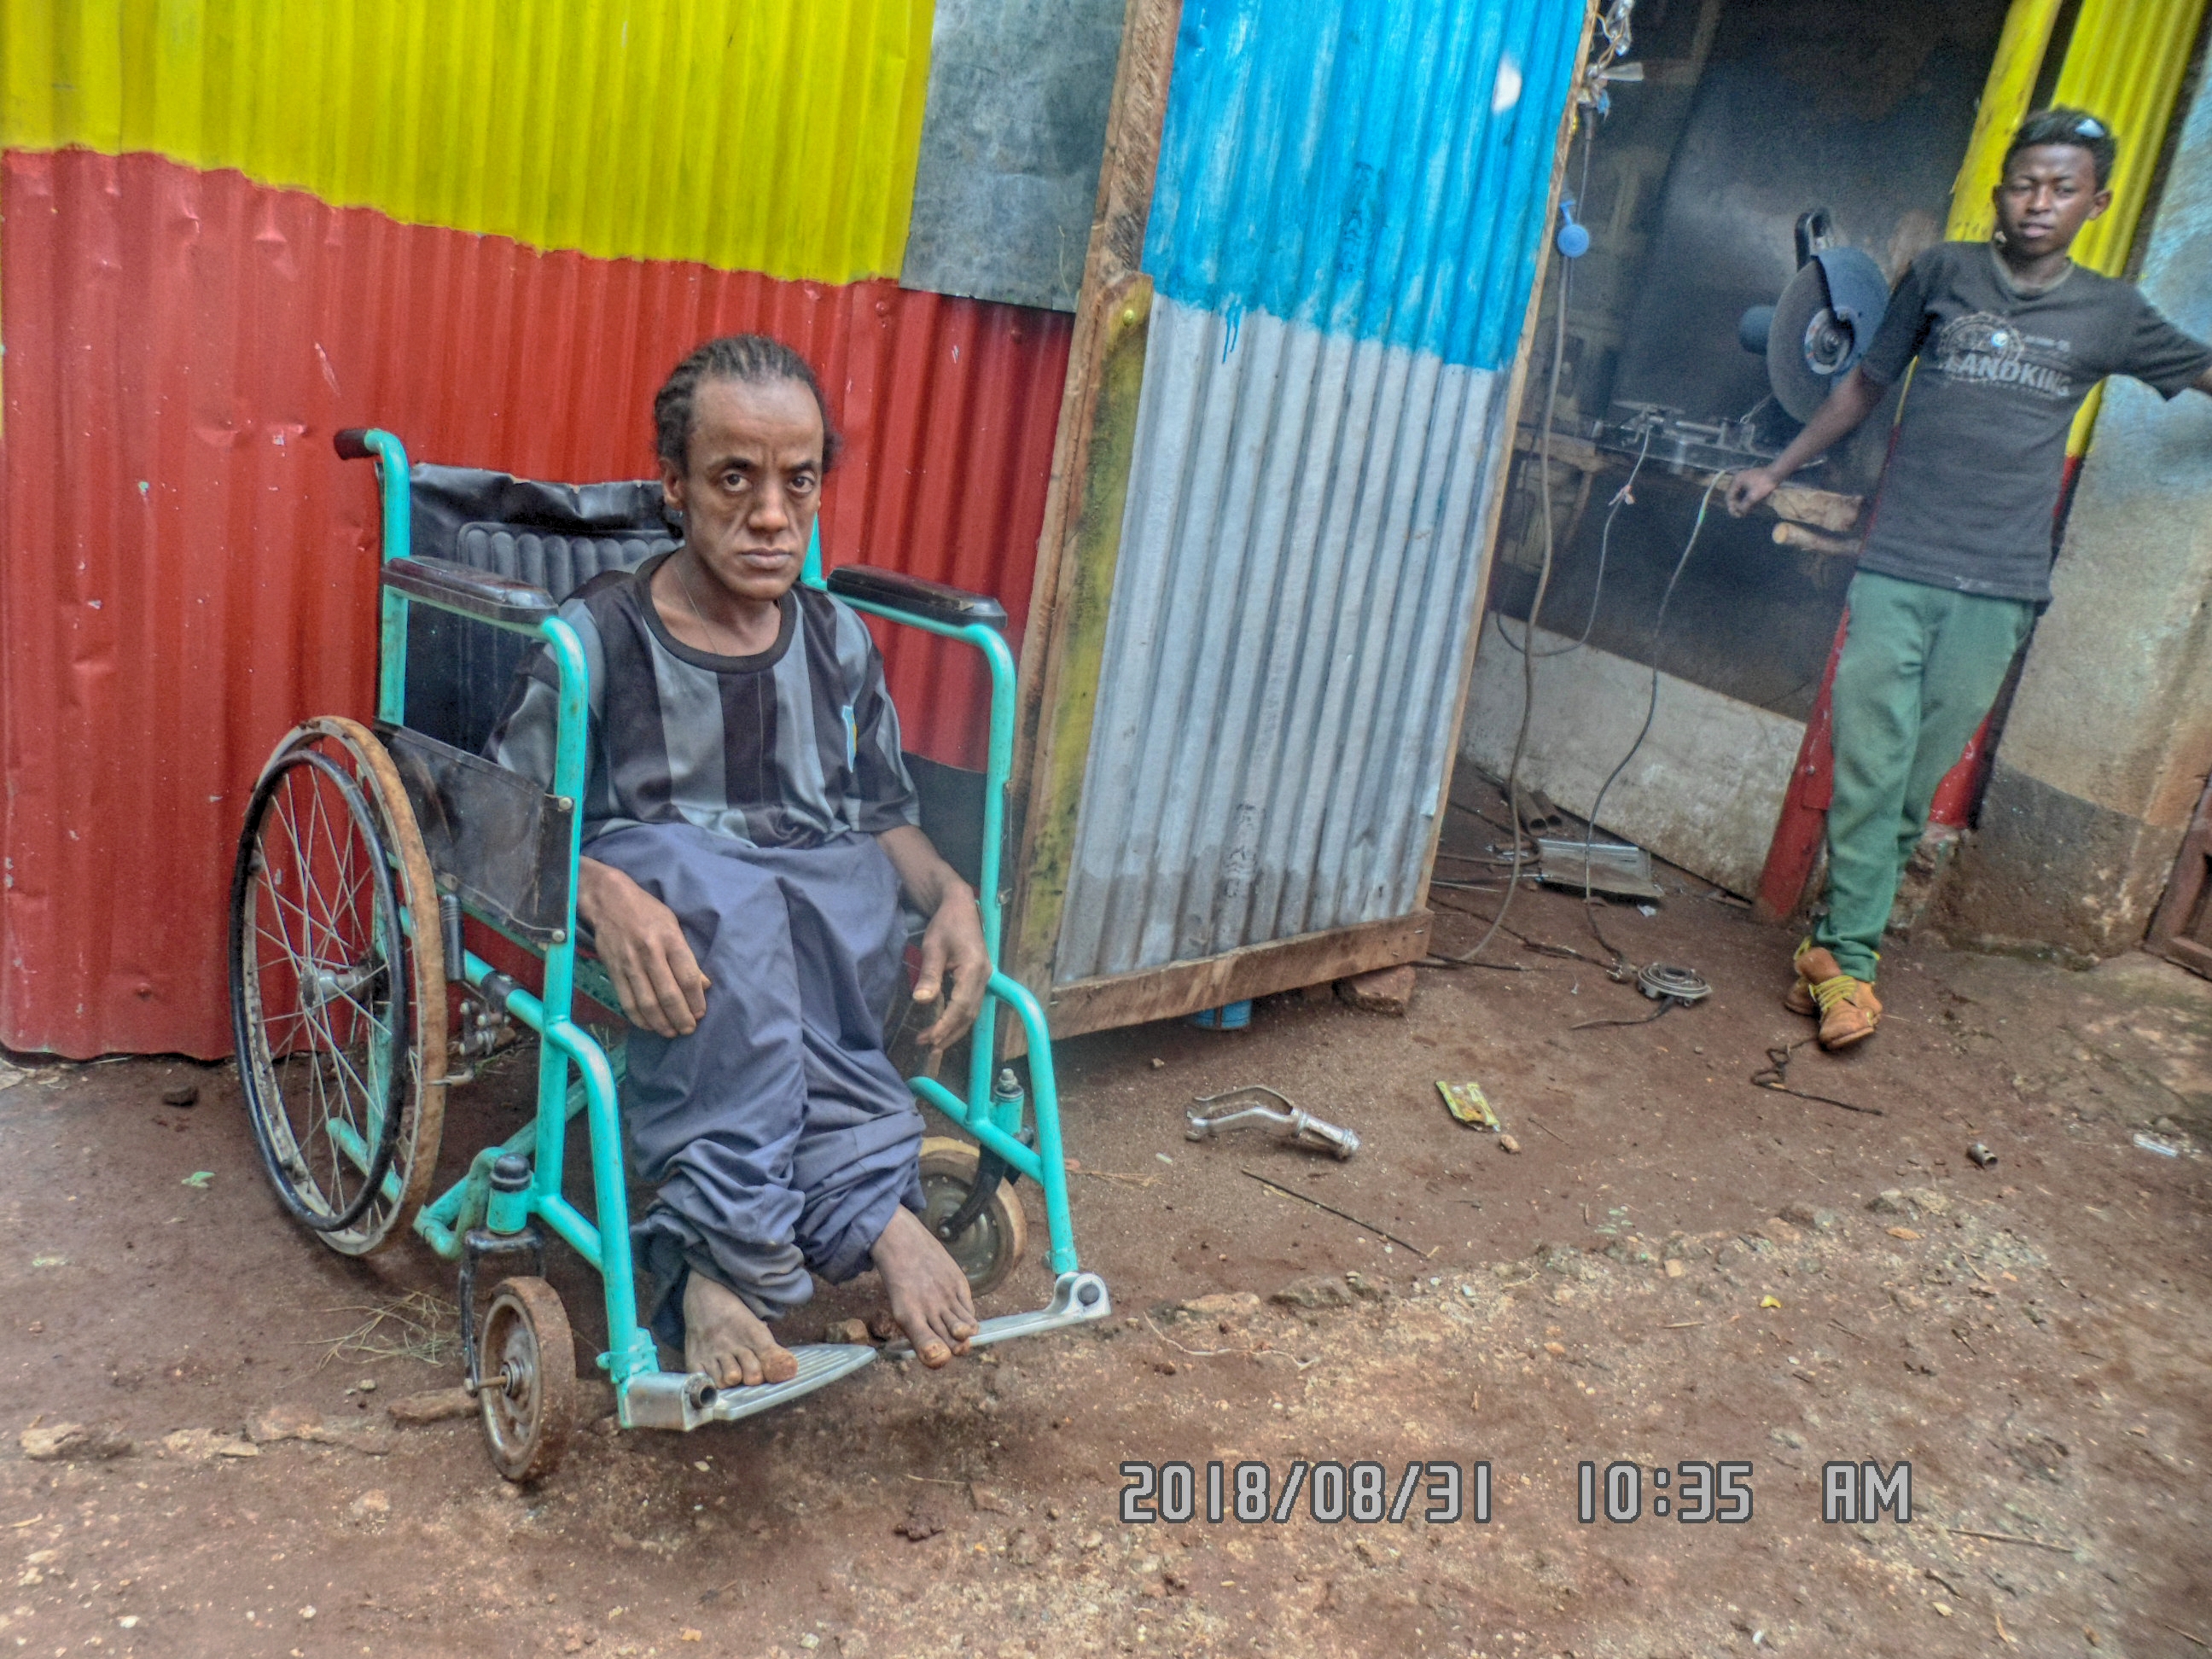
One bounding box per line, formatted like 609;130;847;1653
2052;0;2208;276
2;0;934;283
1945;0;2068;241
2057;0;2209;447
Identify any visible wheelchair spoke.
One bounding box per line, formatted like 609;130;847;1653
287;773;335;944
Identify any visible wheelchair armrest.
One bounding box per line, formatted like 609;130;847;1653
383;556;558;628
826;565;1008;629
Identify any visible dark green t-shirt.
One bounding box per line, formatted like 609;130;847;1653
1854;240;2211;602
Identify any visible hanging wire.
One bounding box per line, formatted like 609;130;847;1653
1578;471;1726;975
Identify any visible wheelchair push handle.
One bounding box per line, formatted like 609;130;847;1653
334;428;378;461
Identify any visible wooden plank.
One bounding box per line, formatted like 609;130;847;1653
1007;281;1153;991
1766;483;1866;534
1771;521;1861;557
1005;0;1184;998
1039;912;1434;1040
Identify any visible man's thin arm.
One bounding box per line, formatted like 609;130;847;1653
1767;366;1887;484
877;823;991;1051
2195;362;2212;396
876;824;972;917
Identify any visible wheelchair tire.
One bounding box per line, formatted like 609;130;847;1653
476;1277;577;1483
917;1137;1029;1297
229;718;447;1255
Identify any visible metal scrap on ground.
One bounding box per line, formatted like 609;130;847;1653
1536;836;1664;900
1186;1085;1360;1159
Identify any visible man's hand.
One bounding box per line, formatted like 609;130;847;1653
577;857;711;1039
909;887;990;1053
1726;365;1884;516
1726;467;1780;517
876;823;991;1055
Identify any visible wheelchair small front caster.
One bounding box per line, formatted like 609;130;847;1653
476;1278;576;1481
917;1138;1028;1296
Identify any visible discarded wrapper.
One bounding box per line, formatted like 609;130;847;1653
1436;1080;1501;1132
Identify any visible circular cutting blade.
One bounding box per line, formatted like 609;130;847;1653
1765;247;1888;422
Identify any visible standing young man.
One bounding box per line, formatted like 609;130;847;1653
1728;108;2212;1051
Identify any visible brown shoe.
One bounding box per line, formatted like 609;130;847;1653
1792;945;1880;1050
1783;940;1819;1016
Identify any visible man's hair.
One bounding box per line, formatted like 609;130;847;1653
2004;107;2118;188
653;334;843;474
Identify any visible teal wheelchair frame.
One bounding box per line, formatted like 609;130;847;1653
229;427;1109;1481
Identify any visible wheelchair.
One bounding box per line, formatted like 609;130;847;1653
227;428;1111;1481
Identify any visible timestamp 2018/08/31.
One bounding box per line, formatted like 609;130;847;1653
1121;1458;1912;1528
1115;1461;1742;1528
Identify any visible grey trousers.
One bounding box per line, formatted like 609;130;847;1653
585;822;923;1344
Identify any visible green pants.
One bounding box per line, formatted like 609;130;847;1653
1813;571;2034;981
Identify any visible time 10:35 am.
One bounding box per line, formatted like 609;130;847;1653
1578;1460;1753;1524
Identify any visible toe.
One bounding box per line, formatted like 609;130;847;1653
731;1346;765;1388
763;1346;799;1384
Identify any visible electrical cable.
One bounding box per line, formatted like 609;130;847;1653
1568;962;1710;1029
1435;109;1592;972
1491;126;1647;663
1750;1038;1884;1115
1576;470;1726;975
1492;419;1653;659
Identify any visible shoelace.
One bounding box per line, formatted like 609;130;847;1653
1810;975;1868;1016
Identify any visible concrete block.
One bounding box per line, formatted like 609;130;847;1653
1336;964;1417;1015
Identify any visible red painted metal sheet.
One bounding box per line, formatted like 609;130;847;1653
0;148;1070;1058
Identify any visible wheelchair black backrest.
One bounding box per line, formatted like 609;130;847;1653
403;463;679;754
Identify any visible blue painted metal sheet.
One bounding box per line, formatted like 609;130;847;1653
1142;0;1579;368
1056;0;1582;983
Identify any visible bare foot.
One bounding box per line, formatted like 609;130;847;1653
684;1271;798;1387
872;1206;979;1367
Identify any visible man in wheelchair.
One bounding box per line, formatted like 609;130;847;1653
485;335;989;1388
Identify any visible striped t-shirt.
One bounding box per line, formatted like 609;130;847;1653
486;552;919;848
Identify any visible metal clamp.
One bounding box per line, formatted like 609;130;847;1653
1186;1086;1360;1160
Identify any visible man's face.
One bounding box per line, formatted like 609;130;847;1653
1993;144;2109;261
661;375;824;607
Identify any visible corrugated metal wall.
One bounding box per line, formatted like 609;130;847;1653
1;3;1074;1059
3;0;933;282
1053;0;1580;981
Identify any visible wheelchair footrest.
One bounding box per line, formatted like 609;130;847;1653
884;1271;1114;1360
620;1343;876;1432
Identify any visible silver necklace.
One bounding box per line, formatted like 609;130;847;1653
671;551;747;656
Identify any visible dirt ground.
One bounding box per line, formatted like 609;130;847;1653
4;791;2211;1659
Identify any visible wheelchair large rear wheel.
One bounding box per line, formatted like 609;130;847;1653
229;719;447;1254
917;1137;1028;1296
